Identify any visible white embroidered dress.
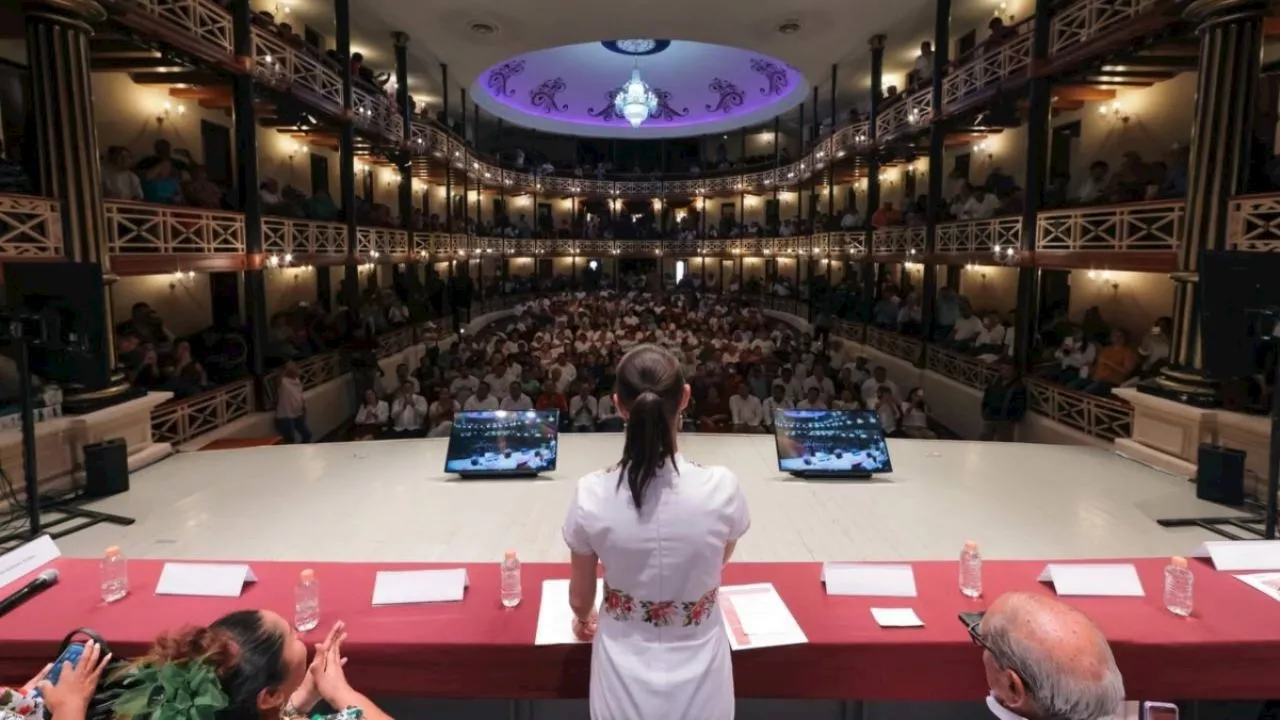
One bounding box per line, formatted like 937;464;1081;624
563;454;751;720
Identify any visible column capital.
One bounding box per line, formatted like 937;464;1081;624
1185;0;1267;26
392;31;409;46
23;0;105;27
869;34;887;50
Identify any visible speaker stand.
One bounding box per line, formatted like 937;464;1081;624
1155;345;1280;541
0;329;134;553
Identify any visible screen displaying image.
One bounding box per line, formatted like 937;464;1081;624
445;410;560;473
774;409;892;473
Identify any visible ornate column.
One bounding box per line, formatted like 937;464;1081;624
920;0;950;359
1014;0;1054;371
335;0;359;305
1150;0;1266;406
230;0;267;381
863;34;885;319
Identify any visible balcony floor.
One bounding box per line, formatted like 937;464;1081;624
58;434;1240;562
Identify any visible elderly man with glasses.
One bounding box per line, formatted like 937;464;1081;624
967;592;1125;720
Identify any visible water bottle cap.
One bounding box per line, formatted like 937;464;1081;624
105;546;120;557
963;540;978;550
300;568;315;581
1171;556;1187;568
504;550;517;560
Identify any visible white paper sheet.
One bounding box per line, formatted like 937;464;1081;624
155;562;257;597
822;562;918;597
372;569;469;606
721;583;808;651
1234;572;1280;603
1192;540;1280;571
870;607;924;628
534;579;602;646
1037;563;1144;597
0;534;60;592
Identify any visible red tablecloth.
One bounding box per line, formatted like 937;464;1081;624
2;557;1278;701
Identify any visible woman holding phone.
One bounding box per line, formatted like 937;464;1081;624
562;344;750;720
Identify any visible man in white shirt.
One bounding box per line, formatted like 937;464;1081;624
450;370;480;403
973;314;1008;354
1073;160;1111;204
101;146;143;200
729;384;764;433
950;306;985;349
978;592;1124;720
913;41;934;83
797;386;827;410
569;383;598;432
597;392;623;431
354;394;389;427
427;388;458;433
552;357;577;391
389;382;428;433
462;381;499;411
860;366;900;407
387;363;419;397
842;356;871;388
802;365;836;405
841;209;862;230
500;381;534;411
484;365;512;401
761;384;793;432
961;186;1001;219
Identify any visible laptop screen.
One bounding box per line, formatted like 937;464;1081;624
773;408;893;474
444;410;560;474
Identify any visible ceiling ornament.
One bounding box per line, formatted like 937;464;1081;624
486;60;525;97
529;77;569;114
650;88;688;121
705;78;745;114
587;89;623;121
613;67;659;128
750;58;790;97
601;39;672;56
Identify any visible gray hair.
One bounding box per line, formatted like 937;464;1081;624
983;595;1125;720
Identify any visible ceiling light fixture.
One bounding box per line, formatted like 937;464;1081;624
614;65;659;129
778;20;802;34
469;21;497;35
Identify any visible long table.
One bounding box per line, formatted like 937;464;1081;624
4;557;1278;701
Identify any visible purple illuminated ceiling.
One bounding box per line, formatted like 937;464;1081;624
470;40;808;139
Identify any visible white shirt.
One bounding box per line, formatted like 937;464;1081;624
562;456;749;720
597;394;619;420
975;324;1007;347
761;396;793;425
552;363;578;392
428;399;459;427
450;375;479;400
386;375;419;397
1075;175;1109;203
501;393;534;411
802;376;836;403
484;373;513;400
729;394;764;427
354;400;388;426
953;315;985;341
463;394;499;412
102;167;143;201
903;402;929;429
861;378;901;407
913;53;934;80
570;395;598;425
390;394;427;431
962;193;1001;220
797;398;828;410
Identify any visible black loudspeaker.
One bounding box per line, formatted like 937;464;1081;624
1199;251;1280;380
1196;443;1246;506
83;438;129;499
3;261;112;390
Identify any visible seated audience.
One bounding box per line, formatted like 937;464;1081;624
102;145;143;200
761;383;793;431
355;388;389;428
502;380;534;411
875;385;904;436
389;380;427;435
597;391;623;431
697;385;732;431
427;387;459;437
1131;316;1173;382
901;387;937;439
729;383;764;433
975;592;1124;720
1073;328;1139;395
568;382;597;431
949;303;984;350
860;366;899;408
1051;328;1097;385
971;314;1008;356
463;380;499;411
797;385;827;410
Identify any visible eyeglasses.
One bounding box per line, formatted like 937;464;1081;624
964;613;1035;696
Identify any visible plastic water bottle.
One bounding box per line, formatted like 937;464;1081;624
1164;556;1194;617
959;540;983;599
500;550;522;608
100;546;129;603
294;569;320;632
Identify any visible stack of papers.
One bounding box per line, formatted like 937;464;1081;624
822;562;918;597
372;569;469;606
534;579;603;645
720;583;808;650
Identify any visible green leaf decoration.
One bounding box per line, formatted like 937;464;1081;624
111;660;229;720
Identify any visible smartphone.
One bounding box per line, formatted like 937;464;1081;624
1143;702;1179;720
33;642;84;696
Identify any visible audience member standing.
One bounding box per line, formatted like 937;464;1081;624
275;361;312;444
562;344;750;720
980;362;1027;442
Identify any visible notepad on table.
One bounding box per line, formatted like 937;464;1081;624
720;583;807;651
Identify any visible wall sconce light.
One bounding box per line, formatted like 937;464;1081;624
287;141;307;161
1097;102;1131;125
169;269;195;289
157;101;186;126
1087;268;1120;290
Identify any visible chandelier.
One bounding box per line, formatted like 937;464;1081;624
614;66;658;129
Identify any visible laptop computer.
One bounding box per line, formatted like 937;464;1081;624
444;409;560;478
773;408;893;479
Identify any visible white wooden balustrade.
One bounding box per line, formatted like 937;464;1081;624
0;194;62;257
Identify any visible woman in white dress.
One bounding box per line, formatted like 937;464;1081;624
562;344;751;720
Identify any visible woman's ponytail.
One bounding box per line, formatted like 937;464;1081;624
614;345;684;511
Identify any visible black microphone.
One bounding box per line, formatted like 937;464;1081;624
0;568;59;618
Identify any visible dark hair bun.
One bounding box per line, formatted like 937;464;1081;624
146;626;241;677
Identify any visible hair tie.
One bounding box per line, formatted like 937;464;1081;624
113;660;229;720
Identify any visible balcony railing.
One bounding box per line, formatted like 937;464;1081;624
353;85;403;143
942;24;1034;111
925;345;1001;390
864;325;924;363
355;227;410;258
873;226;926;256
262;217;347;257
1036;200;1183;252
876;88;932;141
150;378;255;446
106;201;246;254
375;324;420;359
252;28;343;116
132;0;235;57
262;351;344;411
0;193;62;258
1227;193;1280;252
1050;0;1160;56
936;216;1021;255
1027;378;1133;441
831;319;866;344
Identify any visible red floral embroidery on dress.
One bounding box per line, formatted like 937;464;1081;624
681;587;718;627
640;600;678;626
602;582;635;621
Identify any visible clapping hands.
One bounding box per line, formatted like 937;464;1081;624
290;622;350;713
